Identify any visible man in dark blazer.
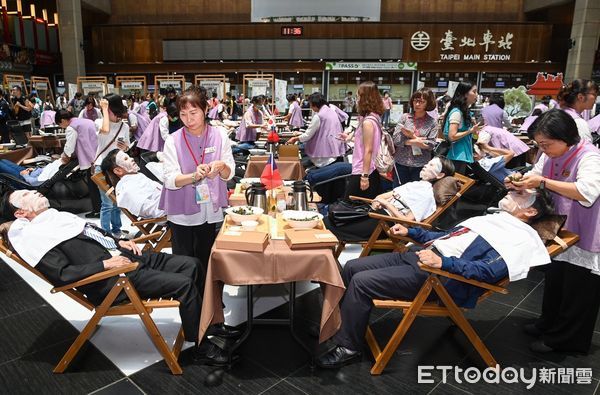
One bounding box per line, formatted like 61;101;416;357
3;189;239;366
317;189;553;369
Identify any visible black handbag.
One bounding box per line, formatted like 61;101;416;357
328;199;372;227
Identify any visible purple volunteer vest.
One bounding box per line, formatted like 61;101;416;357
128;110;151;140
82;108;99;121
68;117;98;169
159;126;228;215
519;115;538;132
481;104;505;129
484;126;530;156
208;106;219;120
304;105;346;158
542;141;600;252
352;113;382;175
140;101;148;115
41;110;55;128
236;108;263;142
137;111;167;152
331;104;349;124
288;102;304;127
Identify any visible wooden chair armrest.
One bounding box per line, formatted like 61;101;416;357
368;212;433;230
349;195;373;204
51;262;139;294
131;217;167;226
418;263;508;294
131;231;163;244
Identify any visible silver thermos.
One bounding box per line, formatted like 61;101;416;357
291;181;313;211
245;182;268;212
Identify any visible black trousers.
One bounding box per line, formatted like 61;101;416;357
169;221;217;275
344;171;381;201
333;250;432;351
117;251;204;343
535;260;600;353
450;159;469;176
85;171;101;213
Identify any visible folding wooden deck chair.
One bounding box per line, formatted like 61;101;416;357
334;173;475;259
0;234;185;375
364;229;580;375
91;172;171;253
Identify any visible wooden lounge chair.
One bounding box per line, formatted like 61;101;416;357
91;172;171;253
364;229;580;375
334;173;475;259
0;234;185;375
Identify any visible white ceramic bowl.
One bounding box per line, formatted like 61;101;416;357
225;206;264;224
282;210;323;229
249;148;267;156
241;220;259;231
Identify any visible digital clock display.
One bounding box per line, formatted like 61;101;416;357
281;26;303;36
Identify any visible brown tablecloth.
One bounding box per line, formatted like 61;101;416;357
0;146;35;165
199;239;345;343
28;135;66;153
244;157;305;180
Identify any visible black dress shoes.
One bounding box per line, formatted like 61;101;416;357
316;345;361;369
530;340;555;353
206;323;243;339
193;342;239;367
523;323;543;337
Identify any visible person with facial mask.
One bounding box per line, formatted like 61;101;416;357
101;149;165;219
317;188;553;369
324;157;455;242
235;95;267;149
506;109;600;355
1;189;233;365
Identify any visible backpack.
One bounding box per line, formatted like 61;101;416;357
364;114;395;174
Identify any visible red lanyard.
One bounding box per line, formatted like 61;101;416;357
423;227;471;248
546;143;584;180
182;126;209;166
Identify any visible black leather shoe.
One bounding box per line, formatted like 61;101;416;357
193;342;239;367
206;323;243;339
530;340;555;353
316;346;361;369
85;211;100;218
523;323;543;337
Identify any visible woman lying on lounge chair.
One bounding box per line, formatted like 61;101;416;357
324;156;457;241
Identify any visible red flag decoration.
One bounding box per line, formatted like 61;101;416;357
260;154;283;190
267;128;280;143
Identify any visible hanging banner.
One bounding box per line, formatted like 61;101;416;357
325;62;418;71
107;84;115;94
81;82;105;94
121;81;143;90
159;80;182;89
447;81;460;98
250;80;269;88
275;79;287;113
68;83;78;100
34;82;49;91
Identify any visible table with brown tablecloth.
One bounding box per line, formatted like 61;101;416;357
244;157;305;180
199;239;345;343
28;135;66;154
0;146;35;165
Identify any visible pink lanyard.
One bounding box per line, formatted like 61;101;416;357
182;127;209;166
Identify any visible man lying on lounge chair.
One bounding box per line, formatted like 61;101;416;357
317;188;553;368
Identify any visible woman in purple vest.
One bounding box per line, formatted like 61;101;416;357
235;96;267;148
481;94;510;129
556;79;598;143
159;86;235;268
287;93;346;167
480;125;530;168
55;109;101;217
78;96;102;121
507;109;600;354
340;81;383;199
282;94;304;130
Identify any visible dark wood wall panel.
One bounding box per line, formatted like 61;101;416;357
380;0;524;22
90;23;552;65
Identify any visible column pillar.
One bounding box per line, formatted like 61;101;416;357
565;0;600;80
57;0;85;86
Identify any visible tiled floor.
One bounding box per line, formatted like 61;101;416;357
1;217;599;394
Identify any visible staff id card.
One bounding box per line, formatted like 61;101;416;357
195;180;211;204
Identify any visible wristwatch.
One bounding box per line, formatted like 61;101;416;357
539;178;546;190
361;173;369;178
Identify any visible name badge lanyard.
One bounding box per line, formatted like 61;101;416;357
182;126;210;166
546;142;584;180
